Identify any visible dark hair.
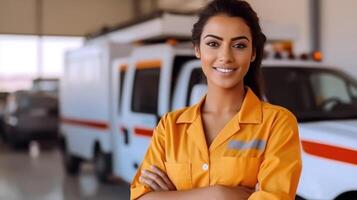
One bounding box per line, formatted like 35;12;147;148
192;0;266;99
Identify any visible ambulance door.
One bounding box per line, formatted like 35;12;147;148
110;58;128;178
120;48;170;182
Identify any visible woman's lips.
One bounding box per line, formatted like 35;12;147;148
212;66;237;73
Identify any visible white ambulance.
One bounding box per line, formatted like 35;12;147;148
60;12;357;199
60;12;198;182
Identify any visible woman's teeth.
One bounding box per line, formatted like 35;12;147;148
213;67;236;73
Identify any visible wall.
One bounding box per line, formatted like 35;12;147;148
0;0;133;36
321;0;357;77
246;0;311;54
158;0;208;12
0;0;37;34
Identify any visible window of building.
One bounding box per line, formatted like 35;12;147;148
0;35;83;91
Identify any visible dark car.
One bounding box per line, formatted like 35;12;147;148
0;92;9;140
32;78;59;94
3;90;59;146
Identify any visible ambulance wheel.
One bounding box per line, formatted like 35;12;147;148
336;192;357;200
295;195;306;200
61;139;81;175
94;148;112;183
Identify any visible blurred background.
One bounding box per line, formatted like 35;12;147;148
0;0;356;200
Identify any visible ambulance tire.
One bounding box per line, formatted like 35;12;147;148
94;148;112;183
61;139;81;176
335;192;357;200
295;195;306;200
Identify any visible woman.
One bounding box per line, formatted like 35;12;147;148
131;0;302;199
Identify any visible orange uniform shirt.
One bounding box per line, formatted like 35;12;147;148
131;88;302;200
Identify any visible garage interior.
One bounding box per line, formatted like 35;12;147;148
0;0;356;200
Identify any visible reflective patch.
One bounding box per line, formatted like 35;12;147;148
228;139;266;151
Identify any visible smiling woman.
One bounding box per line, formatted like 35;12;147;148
130;0;302;200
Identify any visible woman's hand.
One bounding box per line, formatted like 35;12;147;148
139;165;176;191
211;185;255;200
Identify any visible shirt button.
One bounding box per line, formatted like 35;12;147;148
202;163;209;171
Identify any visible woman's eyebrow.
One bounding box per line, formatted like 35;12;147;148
203;34;223;40
231;36;249;42
203;34;249;41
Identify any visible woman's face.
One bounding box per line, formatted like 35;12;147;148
195;14;256;89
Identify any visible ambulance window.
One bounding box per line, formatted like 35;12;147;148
263;67;357;121
132;68;160;114
186;68;206;106
262;67;313;119
170;56;196;103
118;69;126;113
310;72;351;104
349;83;357;98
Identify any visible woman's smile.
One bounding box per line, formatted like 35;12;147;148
212;66;238;75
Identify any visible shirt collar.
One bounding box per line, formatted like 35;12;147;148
176;87;262;124
176;94;205;123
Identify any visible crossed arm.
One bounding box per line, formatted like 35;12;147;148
137;165;254;200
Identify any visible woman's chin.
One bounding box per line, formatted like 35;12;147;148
210;79;242;90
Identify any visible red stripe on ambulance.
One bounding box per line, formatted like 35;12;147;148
134;127;153;137
61;118;109;129
301;140;357;165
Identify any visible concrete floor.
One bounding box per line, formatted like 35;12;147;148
0;140;130;200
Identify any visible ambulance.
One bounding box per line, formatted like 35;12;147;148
60;12;357;199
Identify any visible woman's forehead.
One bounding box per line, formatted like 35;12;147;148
201;15;252;40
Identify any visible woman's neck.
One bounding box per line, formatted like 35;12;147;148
202;82;246;114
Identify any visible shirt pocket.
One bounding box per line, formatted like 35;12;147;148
217;156;261;187
164;162;192;190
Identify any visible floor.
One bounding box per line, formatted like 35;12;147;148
0;140;130;200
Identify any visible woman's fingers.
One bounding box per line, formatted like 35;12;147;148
139;165;177;191
236;186;255;195
139;175;161;191
151;165;176;190
140;169;169;191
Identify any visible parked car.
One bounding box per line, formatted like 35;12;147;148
0;92;9;140
3;90;59;146
32;78;59;95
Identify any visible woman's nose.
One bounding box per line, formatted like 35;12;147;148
218;46;234;63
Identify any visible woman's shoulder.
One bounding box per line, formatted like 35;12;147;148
164;105;198;122
261;101;297;122
168;106;192;116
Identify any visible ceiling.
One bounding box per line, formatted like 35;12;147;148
0;0;209;36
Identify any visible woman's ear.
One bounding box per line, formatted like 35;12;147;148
251;48;256;62
194;45;201;59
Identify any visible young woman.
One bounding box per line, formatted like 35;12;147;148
131;0;302;199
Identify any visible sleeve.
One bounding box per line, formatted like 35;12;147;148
130;114;168;200
248;110;302;200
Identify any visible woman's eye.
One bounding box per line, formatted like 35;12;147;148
233;43;247;49
206;42;219;47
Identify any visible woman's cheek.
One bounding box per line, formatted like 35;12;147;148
201;54;215;68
